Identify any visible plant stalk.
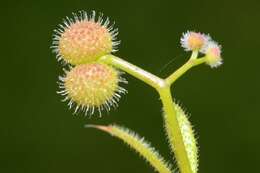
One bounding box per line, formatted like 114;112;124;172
159;87;193;173
98;54;205;173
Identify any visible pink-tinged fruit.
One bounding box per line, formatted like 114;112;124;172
58;63;127;116
181;31;210;52
204;41;223;68
52;11;119;65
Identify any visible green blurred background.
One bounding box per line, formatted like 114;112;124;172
1;0;259;172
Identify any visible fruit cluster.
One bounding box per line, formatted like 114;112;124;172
52;11;126;116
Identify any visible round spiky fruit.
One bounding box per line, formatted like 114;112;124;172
52;11;120;65
58;63;127;116
181;31;210;52
203;41;223;68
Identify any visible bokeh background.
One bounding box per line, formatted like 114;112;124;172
1;0;259;172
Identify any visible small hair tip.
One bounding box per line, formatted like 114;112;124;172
84;124;97;128
84;124;111;133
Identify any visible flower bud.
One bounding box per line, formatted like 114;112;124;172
203;41;223;68
181;31;210;52
52;11;120;65
58;63;127;116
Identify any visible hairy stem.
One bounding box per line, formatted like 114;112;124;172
98;54;205;173
98;55;165;90
159;87;193;173
165;55;206;85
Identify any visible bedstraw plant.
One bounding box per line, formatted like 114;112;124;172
51;11;223;173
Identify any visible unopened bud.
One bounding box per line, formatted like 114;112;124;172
181;31;210;52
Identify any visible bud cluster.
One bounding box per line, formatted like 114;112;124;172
52;11;126;116
181;31;223;68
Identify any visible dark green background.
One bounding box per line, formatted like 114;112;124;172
1;0;259;172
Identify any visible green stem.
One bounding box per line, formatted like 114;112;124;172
190;50;198;60
159;87;192;173
165;57;206;85
98;54;205;173
99;55;165;90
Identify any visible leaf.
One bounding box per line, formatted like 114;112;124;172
86;124;174;173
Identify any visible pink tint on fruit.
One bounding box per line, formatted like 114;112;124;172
204;41;222;68
181;31;210;52
187;32;205;50
59;21;112;64
64;63;119;107
210;47;221;58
